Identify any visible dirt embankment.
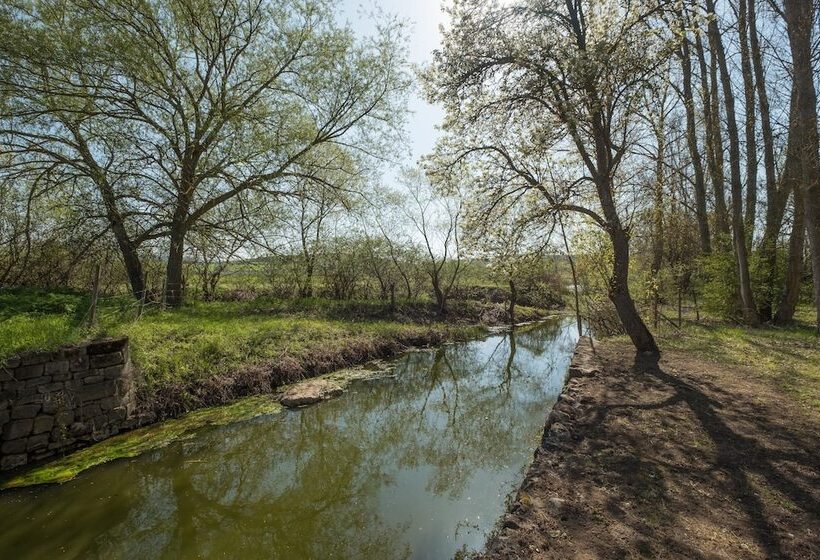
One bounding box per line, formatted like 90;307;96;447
140;326;463;422
482;338;820;560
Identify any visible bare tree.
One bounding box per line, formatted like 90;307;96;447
400;169;462;316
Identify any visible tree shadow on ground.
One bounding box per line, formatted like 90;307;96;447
605;352;820;559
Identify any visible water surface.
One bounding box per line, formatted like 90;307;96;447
0;319;577;559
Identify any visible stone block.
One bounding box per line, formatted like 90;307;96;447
51;371;71;382
3;418;33;439
21;351;52;366
0;410;9;425
49;439;74;451
0;368;12;382
89;352;124;369
2;381;23;393
1;454;27;470
78;403;101;420
55;410;75;426
87;338;127;355
32;415;54;435
17;393;44;405
69;422;90;437
26;433;49;451
44;361;70;375
82;375;104;385
26;376;50;388
2;357;21;369
99;397;116;411
69;353;89;373
99;365;124;380
14;364;44;380
78;381;115;402
16;387;38;398
1;438;27;454
38;382;65;394
87;338;128;355
30;449;54;462
11;404;41;419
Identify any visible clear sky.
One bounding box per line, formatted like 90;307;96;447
339;0;448;165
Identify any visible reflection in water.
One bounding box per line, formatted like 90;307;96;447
0;320;577;560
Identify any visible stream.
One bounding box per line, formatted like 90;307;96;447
0;319;578;559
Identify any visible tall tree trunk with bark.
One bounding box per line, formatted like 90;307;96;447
753;0;790;321
678;14;711;254
695;31;731;243
783;0;820;332
739;0;758;246
776;187;805;323
707;0;759;326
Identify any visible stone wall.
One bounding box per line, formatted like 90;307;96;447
0;338;137;471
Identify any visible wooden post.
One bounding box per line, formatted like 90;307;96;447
160;277;167;311
137;271;148;318
89;263;101;327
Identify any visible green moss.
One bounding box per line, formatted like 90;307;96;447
2;395;282;488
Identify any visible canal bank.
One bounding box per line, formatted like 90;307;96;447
479;334;820;560
0;319;579;559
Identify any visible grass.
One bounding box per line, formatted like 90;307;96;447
649;310;820;415
0;289;505;388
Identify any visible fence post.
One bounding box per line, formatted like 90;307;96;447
137;271;148;318
160;277;167;311
88;263;101;327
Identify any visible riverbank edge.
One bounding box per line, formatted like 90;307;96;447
1;315;559;485
479;335;599;556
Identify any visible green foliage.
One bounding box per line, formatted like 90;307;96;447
695;251;739;319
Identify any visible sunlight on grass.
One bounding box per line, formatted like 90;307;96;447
658;321;820;414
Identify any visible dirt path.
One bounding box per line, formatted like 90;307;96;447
482;338;820;559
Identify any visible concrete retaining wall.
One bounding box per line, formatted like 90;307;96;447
0;338;137;471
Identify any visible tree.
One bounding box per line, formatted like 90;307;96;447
400;169;462;316
463;197;554;324
779;0;820;332
705;0;759;326
424;0;666;352
0;0;409;305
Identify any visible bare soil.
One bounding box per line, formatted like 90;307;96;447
482;338;820;560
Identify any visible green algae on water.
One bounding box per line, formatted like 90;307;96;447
1;395;283;489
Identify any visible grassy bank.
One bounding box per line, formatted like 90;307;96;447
1;288;553;417
645;312;819;415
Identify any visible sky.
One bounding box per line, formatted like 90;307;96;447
339;0;449;166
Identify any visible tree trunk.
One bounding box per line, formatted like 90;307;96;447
118;237;146;301
738;0;758;245
300;262;315;298
508;278;517;325
783;0;820;333
432;273;446;316
695;30;731;243
679;16;711;254
165;223;187;307
775;188;805;323
753;0;789;321
609;224;659;353
707;0;759;326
